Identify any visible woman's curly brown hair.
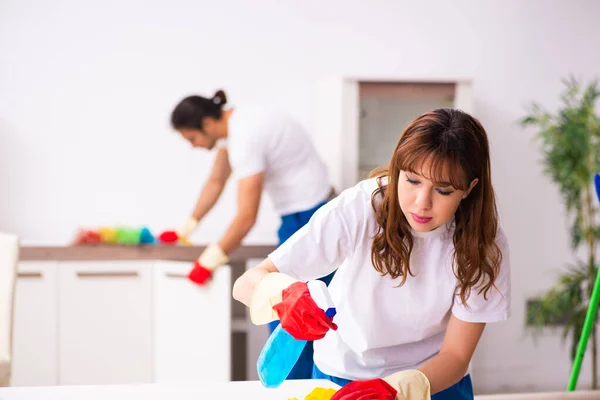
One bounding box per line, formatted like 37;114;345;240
370;108;502;304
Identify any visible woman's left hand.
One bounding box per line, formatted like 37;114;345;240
330;378;397;400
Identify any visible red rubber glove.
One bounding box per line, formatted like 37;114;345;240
331;379;398;400
187;260;212;285
272;281;337;340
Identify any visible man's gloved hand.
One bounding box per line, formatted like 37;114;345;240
187;243;229;285
331;370;431;400
272;281;337;340
177;216;199;239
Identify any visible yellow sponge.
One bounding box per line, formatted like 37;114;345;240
288;386;338;400
179;237;193;246
305;387;337;400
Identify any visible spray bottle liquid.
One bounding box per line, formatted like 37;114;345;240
256;280;336;388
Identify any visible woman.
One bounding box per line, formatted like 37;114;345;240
233;108;511;399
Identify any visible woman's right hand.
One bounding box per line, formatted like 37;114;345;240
272;281;337;340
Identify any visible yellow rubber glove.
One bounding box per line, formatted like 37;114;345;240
177;216;199;239
187;243;229;285
249;272;298;325
383;369;431;400
198;243;229;270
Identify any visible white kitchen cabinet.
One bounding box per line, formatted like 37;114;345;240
153;261;231;383
57;261;153;385
12;260;234;386
11;262;58;386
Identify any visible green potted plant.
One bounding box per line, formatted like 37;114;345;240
521;76;600;389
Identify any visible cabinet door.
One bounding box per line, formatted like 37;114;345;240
11;262;58;386
153;262;231;383
58;261;153;385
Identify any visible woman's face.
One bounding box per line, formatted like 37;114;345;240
397;158;478;232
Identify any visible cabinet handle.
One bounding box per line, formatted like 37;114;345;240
76;271;139;278
165;272;188;279
17;271;43;278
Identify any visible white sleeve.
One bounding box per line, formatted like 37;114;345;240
229;129;266;179
268;189;367;281
451;227;511;323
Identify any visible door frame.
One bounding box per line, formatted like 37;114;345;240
314;76;473;192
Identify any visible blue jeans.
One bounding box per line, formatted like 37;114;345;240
267;199;336;380
312;365;474;400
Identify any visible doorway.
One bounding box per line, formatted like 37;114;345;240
313;77;472;195
358;82;456;180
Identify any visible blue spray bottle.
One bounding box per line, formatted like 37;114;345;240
256;279;336;388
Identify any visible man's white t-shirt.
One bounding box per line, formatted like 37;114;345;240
269;177;511;380
226;105;331;216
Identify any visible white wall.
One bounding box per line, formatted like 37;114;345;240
2;0;600;393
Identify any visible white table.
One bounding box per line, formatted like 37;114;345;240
3;382;598;400
0;380;341;400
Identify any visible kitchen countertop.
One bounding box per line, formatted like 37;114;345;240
18;245;277;262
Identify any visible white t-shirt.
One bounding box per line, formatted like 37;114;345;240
269;177;511;380
226;105;331;215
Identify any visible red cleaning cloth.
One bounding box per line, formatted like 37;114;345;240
158;230;179;244
85;231;102;244
73;229;102;245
